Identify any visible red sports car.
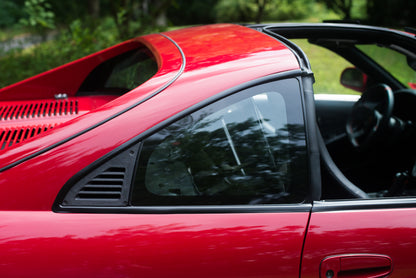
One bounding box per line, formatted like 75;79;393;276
0;23;415;278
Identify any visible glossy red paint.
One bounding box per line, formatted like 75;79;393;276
0;211;308;278
0;24;299;210
1;21;416;277
0;33;183;171
301;208;416;278
0;24;307;277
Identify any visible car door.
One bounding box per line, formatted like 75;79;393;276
0;77;313;278
301;200;416;278
297;25;416;278
0;211;309;278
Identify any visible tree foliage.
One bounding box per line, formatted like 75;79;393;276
215;0;313;23
215;0;257;22
19;0;55;35
317;0;353;19
109;0;173;40
167;0;220;25
254;0;272;23
0;0;25;28
2;0;415;89
366;0;416;27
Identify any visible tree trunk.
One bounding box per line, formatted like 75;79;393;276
89;0;100;19
255;0;270;24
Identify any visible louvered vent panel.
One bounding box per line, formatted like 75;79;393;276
0;100;78;120
0;124;56;150
57;145;139;210
76;167;126;201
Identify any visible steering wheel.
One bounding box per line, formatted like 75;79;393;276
346;84;394;148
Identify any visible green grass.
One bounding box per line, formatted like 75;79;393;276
292;40;416;94
357;44;416;87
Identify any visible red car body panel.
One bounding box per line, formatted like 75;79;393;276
0;33;183;170
0;24;299;210
0;24;306;277
0;22;415;277
0;24;298;178
0;212;308;278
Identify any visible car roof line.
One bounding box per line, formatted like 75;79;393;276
261;26;313;74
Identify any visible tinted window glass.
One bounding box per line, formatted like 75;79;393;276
78;47;158;95
104;50;157;90
132;79;307;205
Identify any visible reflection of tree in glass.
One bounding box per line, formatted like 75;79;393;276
144;115;307;204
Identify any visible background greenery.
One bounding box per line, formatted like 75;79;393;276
0;0;414;89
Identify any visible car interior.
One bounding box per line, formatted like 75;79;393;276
271;25;416;200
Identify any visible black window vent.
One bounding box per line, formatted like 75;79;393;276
75;167;126;201
57;144;139;208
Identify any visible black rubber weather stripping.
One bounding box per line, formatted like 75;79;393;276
259;26;313;74
54;70;310;214
0;33;186;173
56;203;313;214
300;75;321;202
313;198;416;212
298;205;313;278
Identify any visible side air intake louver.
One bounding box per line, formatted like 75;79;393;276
76;167;126;201
58;144;139;208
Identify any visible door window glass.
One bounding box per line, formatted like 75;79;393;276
131;79;307;205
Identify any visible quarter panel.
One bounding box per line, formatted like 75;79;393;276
0;211;309;278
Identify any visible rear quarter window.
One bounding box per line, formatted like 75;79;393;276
78;47;158;95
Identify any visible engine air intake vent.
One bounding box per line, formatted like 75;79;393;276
0;124;56;150
0;100;79;120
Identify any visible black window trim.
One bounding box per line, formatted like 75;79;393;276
56;203;313;214
53;67;416;214
132;77;308;207
313;198;416;212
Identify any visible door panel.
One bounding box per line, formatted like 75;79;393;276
301;208;416;278
0;211;309;278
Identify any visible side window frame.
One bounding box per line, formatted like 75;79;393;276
54;74;315;213
131;78;308;206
